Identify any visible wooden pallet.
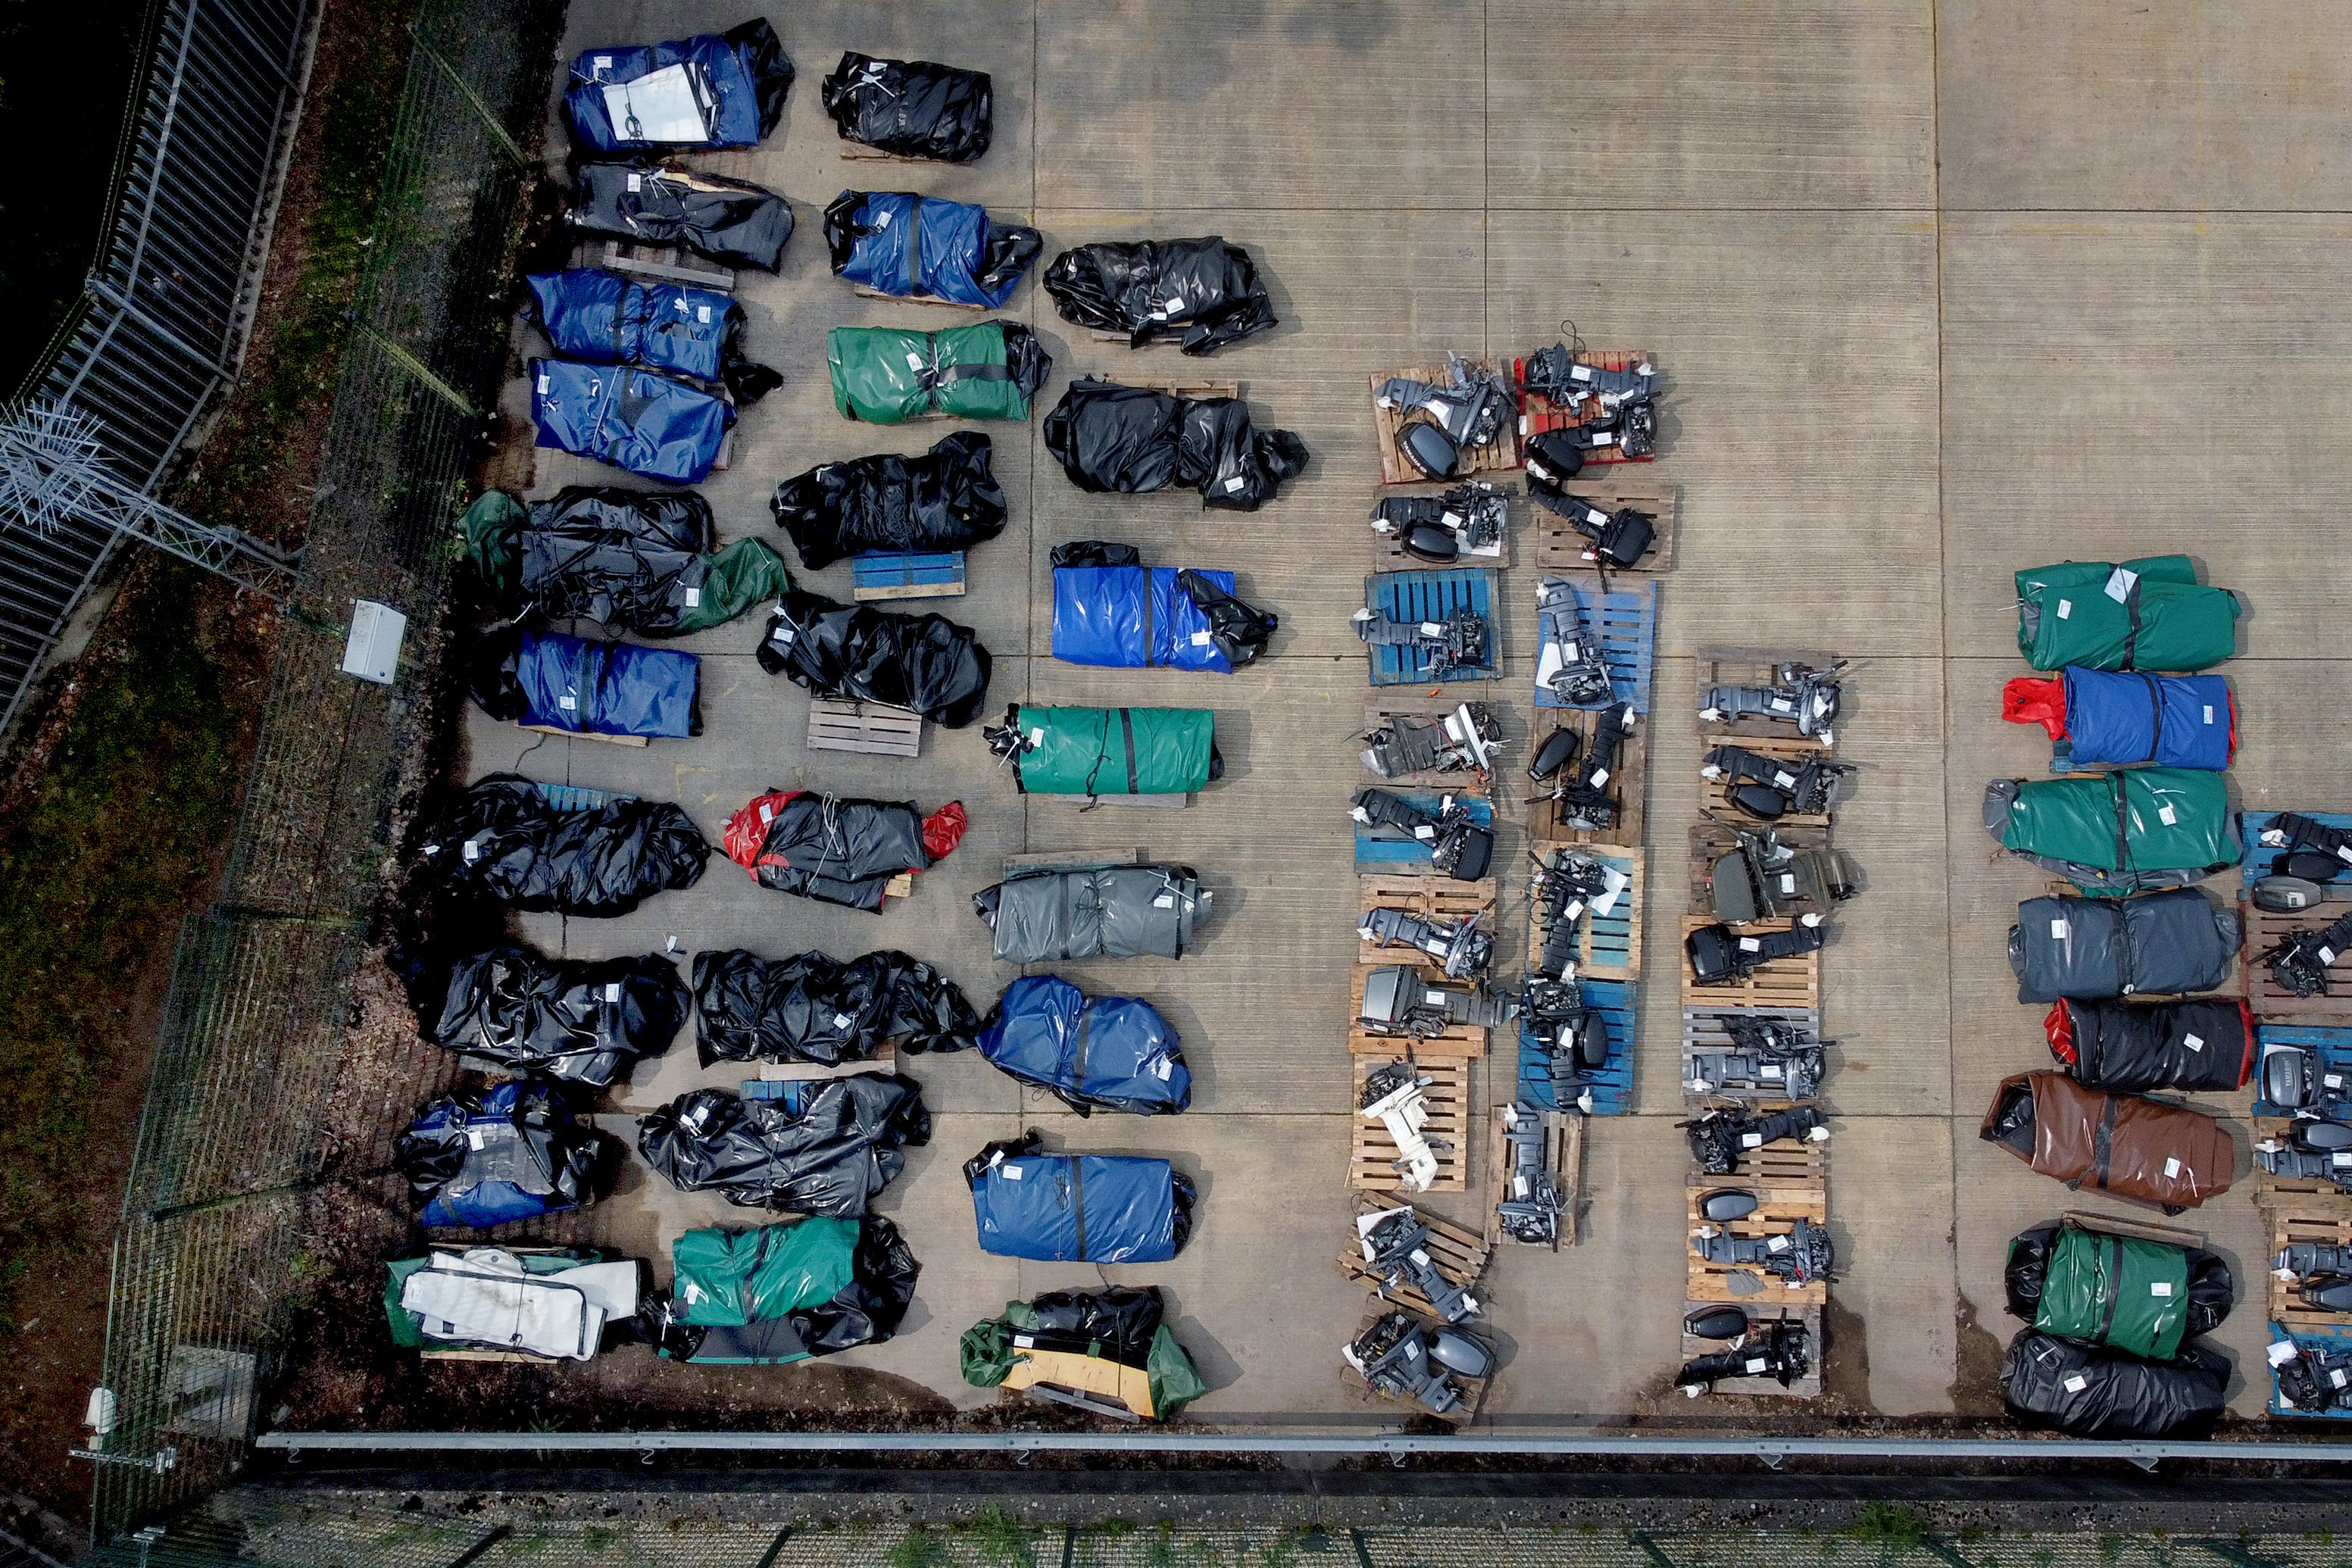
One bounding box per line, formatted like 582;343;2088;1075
1529;470;1679;574
2273;1209;2352;1333
1679;1301;1824;1399
1370;360;1521;485
1360;698;1499;795
1362;568;1501;686
1679;1007;1826;1105
1373;482;1513;569
1335;1195;1494;1316
1526;705;1648;848
518;723;648;748
1688;1113;1829;1200
594;238;733;291
2244;904;2352;1019
850;283;989;311
1349;967;1488;1060
1526;846;1645;982
1687;820;1836;922
1698;734;1838;829
852;550;967;601
742;1042;900;1089
1485;1107;1583;1249
1686;1179;1830;1306
1351;1056;1473;1193
1356;876;1499;965
1142;377;1241;402
2254;1117;2352;1209
1513;347;1654;464
2243;811;2352;893
1695;648;1843;742
1339;1305;1490;1425
807;698;923;757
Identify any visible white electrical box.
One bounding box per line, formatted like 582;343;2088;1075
342;599;406;685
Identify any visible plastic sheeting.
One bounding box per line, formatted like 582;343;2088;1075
415;774;711;918
976;863;1213;963
462;488;792;638
965;1132;1195;1263
1050;543;1276;673
2045;996;2253;1093
978;975;1191;1116
424;945;689;1088
960;1286;1207;1419
755;591;992;727
525;269;776;404
1985;770;2239;893
824;191;1039;308
722;789;967;912
992;703;1217;796
1042;379;1308;510
564;20;792;152
820;52;992;162
1980;1070;2235;1210
2001;1330;2229;1438
770;431;1008;570
394;1081;612;1229
662;1216;917;1363
2008;890;2240;1003
2002;668;2235;770
2015;558;2239;673
691;948;981;1067
392;1248;642;1360
2004;1220;2232;1360
1043;237;1276;355
638;1076;931;1217
569;163;795;272
826;323;1049;423
531;358;734;484
467;628;699;740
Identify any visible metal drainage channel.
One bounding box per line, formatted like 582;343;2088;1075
257;1432;2352;1472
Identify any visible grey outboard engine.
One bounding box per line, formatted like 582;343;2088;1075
1685;1012;1826;1101
1701;661;1844;744
1356;1205;1479;1323
1343;1309;1494;1416
1529;848;1629;981
1351;604;1491;679
1691;1215;1835;1286
1359;965;1514;1037
1359;906;1496;979
1370;482;1509;563
1376;355;1513;451
1494;1101;1566;1247
1706;820;1860;924
1534;576;1613;707
1360;704;1499;783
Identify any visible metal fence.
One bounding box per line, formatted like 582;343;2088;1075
90;0;561;1538
0;0;318;741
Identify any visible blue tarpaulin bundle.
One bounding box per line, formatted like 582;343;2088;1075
393;1081;612;1229
532;358;734;484
823;192;1041;308
2004;668;2235;771
525;269;777;403
468;628;699;740
1049;542;1276;673
965;1132;1195;1263
979;976;1191;1116
564;19;792;153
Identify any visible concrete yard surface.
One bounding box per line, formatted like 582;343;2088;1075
443;0;2352;1430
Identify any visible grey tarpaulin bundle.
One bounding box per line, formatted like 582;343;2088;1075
1042;379;1307;510
414;774;710;918
690;948;982;1067
2008;890;2240;1003
422;945;689;1088
568;163;795;271
1043;237;1277;354
770;431;1008;570
974;863;1213;962
637;1076;931;1217
755;591;992;727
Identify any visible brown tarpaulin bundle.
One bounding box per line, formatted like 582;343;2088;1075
1979;1071;2235;1211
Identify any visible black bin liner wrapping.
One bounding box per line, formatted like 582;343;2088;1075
2000;1330;2229;1438
638;1077;931;1216
424;945;690;1088
770;431;1009;570
415;774;710;918
568;162;795;272
691;948;982;1067
1042;379;1307;511
2047;995;2252;1093
820;52;992;162
1043;238;1277;355
755;591;993;728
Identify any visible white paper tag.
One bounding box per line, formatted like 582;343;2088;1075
2202;704;2214;724
1779;873;1798;894
536;373;549;394
466;1126;486;1150
462;837;483;862
2104;567;2138;602
2057;598;2073;620
682;587;701;607
1420;621;1444;636
1741;1132;1764;1148
1769;697;1794;713
1518;414;1529;436
873;209;890;227
1001;1165;1023;1180
1571;363;1595;382
1766;1235;1790;1253
1590;768;1610;786
1224;476;1246;492
1164;295;1187;314
2333;1151;2352;1169
758;803;774;824
1029;726;1045;745
2325;946;2340;967
1413;825;1436;840
1153;892;1175;908
594;55;611;70
1772;770;1798;790
604;982;622;1002
696;305;711;323
2327;1073;2346;1090
2182;1032;2204;1051
1152;1056;1173;1079
2151;1280;2173;1297
2339;843;2352;865
558;694;576;710
2157;802;2177;826
2063;1375;2089;1393
2050;918;2070;939
2163;1157;2182;1178
905;351;925;370
626;171;641;192
1012;1332;1033;1348
2335;1368;2352;1390
1745;1357;1768;1373
1738;937;1763;952
831;1011;854;1031
773;626;794;644
1762;1063;1785;1079
1191;630;1212;646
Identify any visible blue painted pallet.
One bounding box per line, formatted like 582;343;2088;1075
1516;977;1637;1116
1533;576;1659;713
1354;794;1495;870
2243;811;2352;888
534;782;630;813
1362;568;1498;686
2254;1023;2352;1117
2267;1320;2352;1419
853;549;967;601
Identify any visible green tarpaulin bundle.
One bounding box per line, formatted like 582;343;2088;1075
1984;768;2238;893
826;321;1051;423
960;1285;1206;1420
659;1216;919;1363
2004;1220;2234;1361
985;703;1217;796
2015;557;2239;672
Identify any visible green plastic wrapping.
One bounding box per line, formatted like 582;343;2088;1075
2002;769;2238;875
670;1220;860;1326
2036;1225;2192;1360
827;323;1040;423
1009;704;1215;795
459;489;527;600
672;538;794;634
958;1317;1017;1388
2015;557;2238;672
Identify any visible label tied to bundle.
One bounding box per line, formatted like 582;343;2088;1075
1591;768;1610;786
1029;726;1045;745
2057;598;2073;620
1224;475;1247;492
758;804;774;823
466;1126;487;1151
2203;704;2214;724
697;305;711;323
2324;946;2340;967
1738;937;1763;952
1001;1165;1023;1180
2163;1157;2182;1178
2182;1032;2204;1051
1762;1063;1785;1079
2105;566;2138;602
2328;1073;2347;1091
2051;917;2070;939
1012;1333;1034;1348
1164;295;1187;314
2336;1367;2352;1390
1153;892;1175;907
904;352;924;370
626;172;641;191
832;1012;854;1031
604;982;623;1002
557;693;577;710
682;587;700;607
773;627;794;644
2334;1151;2352;1169
1572;363;1595;382
462;836;483;862
536;373;549;394
1152;1056;1173;1079
2063;1374;2089;1393
873;209;890;226
1191;630;1212;645
2151;1280;2173;1297
1741;1132;1764;1148
2157;802;2177;826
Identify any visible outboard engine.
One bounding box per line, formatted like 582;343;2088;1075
1359;965;1515;1037
1351;788;1494;882
1701;661;1844;744
1681;1105;1830;1174
1359;906;1496;980
1360;703;1499;782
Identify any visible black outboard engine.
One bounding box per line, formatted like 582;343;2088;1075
2266;910;2352;998
1676;1315;1810;1394
1703;745;1852;820
1357;1205;1479;1323
1360;704;1499;782
1529;703;1635;833
1351;789;1494;882
1691;1215;1835;1285
1684;1012;1826;1101
1359;965;1514;1037
2257;1119;2352;1192
1522;977;1610;1110
1370;482;1509;563
1681;1105;1829;1174
1686;919;1826;986
1529;848;1628;980
1351;604;1491;679
1343;1310;1494;1416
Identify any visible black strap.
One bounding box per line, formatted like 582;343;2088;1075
2095;1232;2126;1341
1142;570;1157;667
2123;583;2142;670
1067;1157;1089;1260
2140;673;2161;765
904;196;923;293
1120;708;1139;794
939;361;1010;383
2091;1094;2119;1191
1069;1005;1094;1092
2110;773;2132;878
614;281;632;360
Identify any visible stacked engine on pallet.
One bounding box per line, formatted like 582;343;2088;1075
1670;654;1857;1398
1339;336;1669;1422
